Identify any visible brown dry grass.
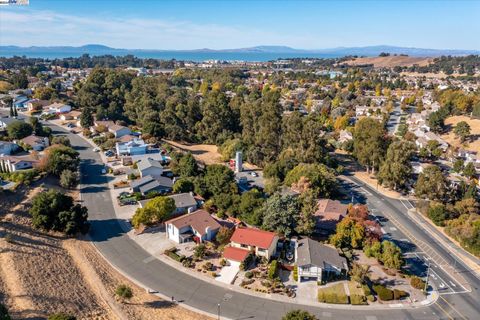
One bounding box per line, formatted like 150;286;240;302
0;185;211;320
441;115;480;153
164;140;222;165
342;56;432;68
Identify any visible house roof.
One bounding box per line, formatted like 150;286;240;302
130;175;155;189
168;192;197;208
21;135;46;146
118;134;136;143
314;199;348;221
137;157;163;172
109;124;129;132
223;246;250;262
296;238;347;270
137;176;172;194
230;227;277;249
165;210;221;236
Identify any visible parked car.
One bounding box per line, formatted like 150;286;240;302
93;147;100;152
251;172;258;177
105;150;114;157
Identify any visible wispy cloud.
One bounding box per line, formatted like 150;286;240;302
0;8;312;49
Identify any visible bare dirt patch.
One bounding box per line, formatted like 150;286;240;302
441;115;480;153
341;56;432;68
163;140;222;165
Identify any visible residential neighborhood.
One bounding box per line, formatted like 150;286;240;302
0;2;480;319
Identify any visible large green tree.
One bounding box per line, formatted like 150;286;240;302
454;121;471;142
260;194;300;237
284;163;337;197
415;165;448;201
353;118;387;174
378;140;416;190
42;145;80;177
7;120;33;139
131;196;176;228
30;190;89;235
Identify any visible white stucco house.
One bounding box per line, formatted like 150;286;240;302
165;209;221;244
295;238;348;282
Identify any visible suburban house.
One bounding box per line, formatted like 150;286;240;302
137;157;163;178
314;199;348;232
130;175;172;195
0;155;37;172
115;138;148;156
47;102;72;114
26;99;50;112
295;238;348;282
228;227;278;261
168;192;198;215
165;209;221;244
60;110;81;121
20;135;49;151
13;95;29;109
108;124;131;138
0;141;19;155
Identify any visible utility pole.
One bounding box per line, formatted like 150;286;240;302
424;260;430;293
217;303;221;320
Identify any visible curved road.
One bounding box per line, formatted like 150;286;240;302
48;122;480;320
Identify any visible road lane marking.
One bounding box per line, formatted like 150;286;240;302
143;256;156;263
435;301;454;320
439;296;468;320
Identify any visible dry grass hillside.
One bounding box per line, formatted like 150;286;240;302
341;56;432;68
0;184;211;320
441;115;480;153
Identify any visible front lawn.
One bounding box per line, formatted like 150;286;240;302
317;283;349;304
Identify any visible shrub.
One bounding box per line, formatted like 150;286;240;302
203;262;213;271
164;248;185;262
240;279;255;287
350;294;367;305
282;310;317;320
268;260;279;279
373;284;394;301
245;271;253;279
194;244;207;259
48;313;76;320
60;169;79;189
410;276;426;290
393;289;409;300
115;284;133;301
182;258;194;268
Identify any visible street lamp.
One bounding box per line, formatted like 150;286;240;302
424;260;431;293
217;303;221;320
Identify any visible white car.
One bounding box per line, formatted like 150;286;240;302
251;172;258;177
93;147;100;152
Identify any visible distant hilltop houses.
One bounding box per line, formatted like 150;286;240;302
0;0;29;5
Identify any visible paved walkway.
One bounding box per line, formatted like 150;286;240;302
216;261;240;284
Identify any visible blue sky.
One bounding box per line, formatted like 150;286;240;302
1;0;479;50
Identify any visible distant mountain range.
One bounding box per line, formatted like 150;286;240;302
1;44;478;58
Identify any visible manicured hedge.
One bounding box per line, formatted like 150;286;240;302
268;260;278;279
350;294;367;305
373;284;394;301
164;248;185;262
393;289;409;300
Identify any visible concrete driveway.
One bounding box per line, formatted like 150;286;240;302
216;261;240;284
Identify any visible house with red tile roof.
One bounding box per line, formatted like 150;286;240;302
228;227;278;260
165;209;221;244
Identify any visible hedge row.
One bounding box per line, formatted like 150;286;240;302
373;284;393;301
350;294;368;305
164;248;185;262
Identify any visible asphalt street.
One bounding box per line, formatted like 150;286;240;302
42;119;480;320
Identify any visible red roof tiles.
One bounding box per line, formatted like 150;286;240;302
230;227;276;249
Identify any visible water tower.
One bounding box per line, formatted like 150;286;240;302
235;151;243;173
